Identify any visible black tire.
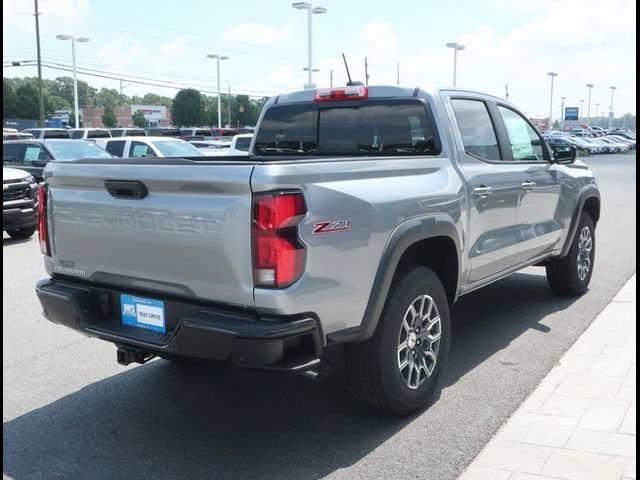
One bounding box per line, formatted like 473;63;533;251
6;226;36;240
344;266;451;415
546;213;595;296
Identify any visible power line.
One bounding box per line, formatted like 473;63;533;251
5;61;274;99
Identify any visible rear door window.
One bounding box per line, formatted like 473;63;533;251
3;143;22;165
105;140;126;157
451;99;501;161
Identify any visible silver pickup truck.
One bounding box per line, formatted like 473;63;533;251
36;85;600;415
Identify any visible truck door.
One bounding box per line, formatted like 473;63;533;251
495;105;564;262
448;97;523;284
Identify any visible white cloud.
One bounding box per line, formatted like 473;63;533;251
161;38;187;56
222;23;292;45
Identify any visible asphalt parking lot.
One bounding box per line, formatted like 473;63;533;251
3;153;636;480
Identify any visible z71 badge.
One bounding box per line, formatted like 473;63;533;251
312;219;351;234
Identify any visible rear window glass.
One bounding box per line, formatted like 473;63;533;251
254;100;440;156
43;130;71;139
87;130;111;138
234;137;251;151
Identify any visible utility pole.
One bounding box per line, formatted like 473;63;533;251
397;62;400;85
227;84;231;128
34;0;45;127
330;69;333;87
364;57;369;85
505;84;509;99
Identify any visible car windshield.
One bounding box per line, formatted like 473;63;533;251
46;142;113;160
154;140;205;157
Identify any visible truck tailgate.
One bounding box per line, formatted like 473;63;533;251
44;160;255;307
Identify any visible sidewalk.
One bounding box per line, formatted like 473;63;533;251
459;274;636;480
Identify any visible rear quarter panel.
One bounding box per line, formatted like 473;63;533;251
251;155;465;337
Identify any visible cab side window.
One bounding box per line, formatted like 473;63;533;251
105;140;126;157
130;141;154;157
498;106;545;161
451;99;501;161
23;145;48;165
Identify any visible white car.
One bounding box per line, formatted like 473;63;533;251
69;128;112;140
95;136;205;158
189;140;231;157
228;133;253;156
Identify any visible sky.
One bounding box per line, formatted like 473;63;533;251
2;0;637;120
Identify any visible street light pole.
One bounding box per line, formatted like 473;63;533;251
579;99;584;123
609;86;616;129
206;54;230;128
57;34;90;128
293;2;327;90
560;96;567;131
595;103;600;127
446;43;465;86
547;72;558;128
586;83;594;126
34;0;45;127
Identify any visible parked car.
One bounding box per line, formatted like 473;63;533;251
35;85;600;415
110;128;147;137
211;128;238;139
145;127;181;137
95;137;205;158
3;167;38;239
227;133;253;155
3;139;114;181
189;139;231;156
21;128;70;140
179;128;214;140
69;128;112;140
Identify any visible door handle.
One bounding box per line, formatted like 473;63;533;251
521;181;537;191
104;180;148;199
473;186;493;198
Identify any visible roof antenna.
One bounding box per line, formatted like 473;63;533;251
342;53;363;86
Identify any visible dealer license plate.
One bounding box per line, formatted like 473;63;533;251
120;294;166;333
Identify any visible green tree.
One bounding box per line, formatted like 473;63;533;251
101;106;117;128
142;93;173;108
171;88;204;127
131;110;146;128
3;78;14;118
97;88;125;108
49;76;97;108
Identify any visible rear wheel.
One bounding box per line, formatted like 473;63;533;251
6;226;36;239
546;212;595;296
344;266;451;415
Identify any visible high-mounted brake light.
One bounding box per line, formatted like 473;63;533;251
252;192;306;288
37;183;51;256
314;86;369;102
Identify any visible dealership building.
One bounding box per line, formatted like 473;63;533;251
77;105;172;128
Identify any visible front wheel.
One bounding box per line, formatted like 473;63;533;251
546;213;595;296
344;266;451;415
6;226;36;239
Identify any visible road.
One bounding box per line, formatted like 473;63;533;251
3;154;636;480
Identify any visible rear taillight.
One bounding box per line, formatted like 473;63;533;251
314;86;368;102
252;192;306;288
37;184;50;256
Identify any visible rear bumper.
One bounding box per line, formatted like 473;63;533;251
36;278;322;372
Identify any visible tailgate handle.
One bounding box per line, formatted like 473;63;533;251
104;180;148;199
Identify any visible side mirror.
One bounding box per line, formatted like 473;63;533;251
551;145;577;164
